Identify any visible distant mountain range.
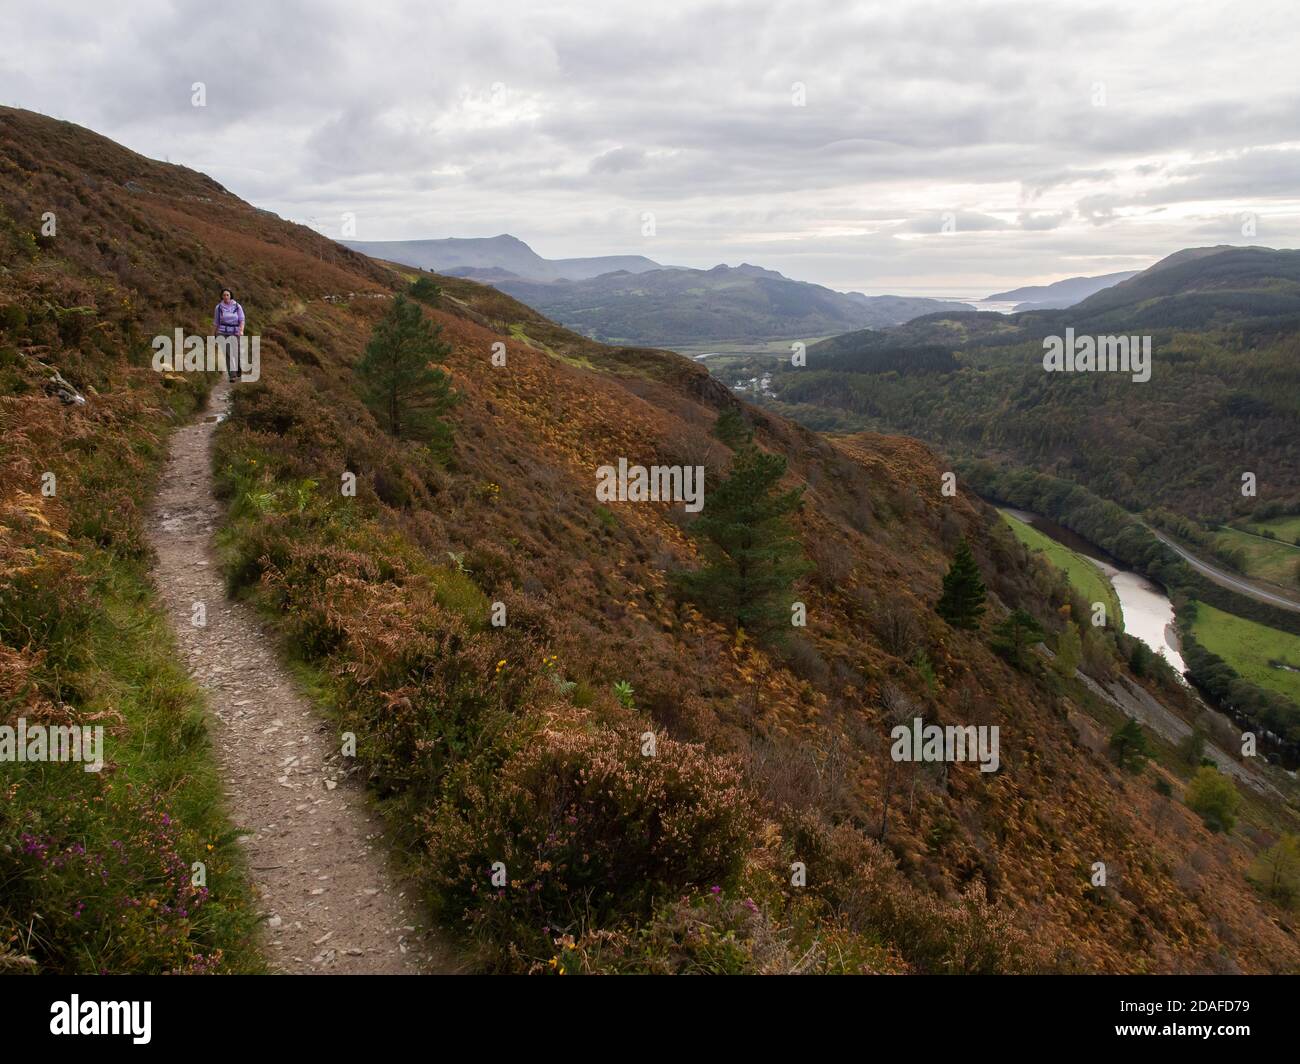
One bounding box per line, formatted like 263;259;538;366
342;234;666;282
492;264;974;346
344;234;974;346
982;249;1300;318
986;270;1140;311
819;246;1300;347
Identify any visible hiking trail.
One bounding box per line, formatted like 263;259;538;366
147;378;457;974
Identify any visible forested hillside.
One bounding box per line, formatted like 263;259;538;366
746;247;1300;793
490;264;973;346
761;252;1300;523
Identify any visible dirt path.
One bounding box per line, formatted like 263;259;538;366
147;379;457;974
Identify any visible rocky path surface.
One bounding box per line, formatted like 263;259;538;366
147;379;456;974
1074;671;1282;798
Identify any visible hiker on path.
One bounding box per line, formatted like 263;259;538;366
213;288;245;381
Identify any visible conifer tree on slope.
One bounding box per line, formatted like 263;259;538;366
356;294;457;457
675;442;810;642
712;406;753;449
936;538;986;629
992;608;1046;668
1109;717;1150;772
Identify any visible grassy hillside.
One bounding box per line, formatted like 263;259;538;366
1245;514;1300;542
1064;246;1300;328
4;107;1300;974
999;511;1122;630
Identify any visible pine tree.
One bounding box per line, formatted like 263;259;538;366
1109;718;1150;772
935;539;986;629
1127;638;1152;677
674;443;811;642
408;275;442;305
356;294;457;456
991;608;1045;668
712;406;753;448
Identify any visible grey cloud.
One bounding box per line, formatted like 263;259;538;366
1;0;1297;292
1017;210;1073;231
589;147;648;174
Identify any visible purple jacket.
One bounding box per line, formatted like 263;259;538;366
214;300;245;334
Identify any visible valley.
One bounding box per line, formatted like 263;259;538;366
690;248;1300;773
6;0;1300;1037
4;107;1300;982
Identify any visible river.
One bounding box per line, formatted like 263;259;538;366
1002;507;1187;675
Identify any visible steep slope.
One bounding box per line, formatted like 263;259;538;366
3;107;1299;974
491;264;974;347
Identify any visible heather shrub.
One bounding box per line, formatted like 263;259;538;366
781;811;1045;973
219;511;298;597
549;890;904;974
329;591;537;805
255;538;402;656
0;783;233;974
461;543;518;593
423;722;754;965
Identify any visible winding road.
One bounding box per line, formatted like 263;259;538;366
1151;529;1300;613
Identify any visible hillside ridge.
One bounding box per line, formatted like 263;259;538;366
3;105;1299;974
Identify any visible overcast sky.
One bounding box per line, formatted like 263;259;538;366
4;0;1299;296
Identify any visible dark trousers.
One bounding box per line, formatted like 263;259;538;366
216;332;241;380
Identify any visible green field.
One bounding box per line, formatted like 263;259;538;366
1190;602;1300;703
670;336;835;361
1000;510;1123;630
1212;524;1300;587
1244;514;1300;542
